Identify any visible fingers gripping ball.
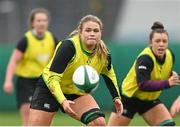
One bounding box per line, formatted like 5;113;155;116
73;65;99;93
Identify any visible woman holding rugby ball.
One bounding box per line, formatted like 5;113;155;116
28;14;123;126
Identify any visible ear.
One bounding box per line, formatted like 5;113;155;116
31;22;34;28
149;41;152;47
79;33;82;38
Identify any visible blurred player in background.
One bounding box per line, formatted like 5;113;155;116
3;8;58;125
108;21;180;126
171;95;180;117
28;14;123;126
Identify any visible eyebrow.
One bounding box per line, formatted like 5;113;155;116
84;27;99;29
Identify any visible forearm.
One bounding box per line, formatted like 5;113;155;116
5;64;15;82
5;53;18;82
102;74;120;99
46;73;66;104
138;80;170;91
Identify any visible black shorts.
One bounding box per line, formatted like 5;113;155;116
30;76;81;112
112;95;161;119
15;76;38;109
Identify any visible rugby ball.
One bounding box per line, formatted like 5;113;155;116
72;65;99;93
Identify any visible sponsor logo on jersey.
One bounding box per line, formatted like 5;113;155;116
138;65;147;70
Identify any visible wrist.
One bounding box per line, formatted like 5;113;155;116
60;98;67;105
113;97;121;102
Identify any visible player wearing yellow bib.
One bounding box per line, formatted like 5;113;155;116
28;15;123;126
3;8;58;125
108;22;180;126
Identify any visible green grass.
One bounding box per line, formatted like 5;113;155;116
0;111;180;126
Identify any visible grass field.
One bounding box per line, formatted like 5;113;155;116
0;111;180;126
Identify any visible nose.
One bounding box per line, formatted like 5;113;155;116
90;31;95;36
159;41;164;46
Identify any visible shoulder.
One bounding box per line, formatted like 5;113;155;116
45;31;57;40
137;54;153;62
61;40;75;49
56;39;75;54
45;31;56;39
24;30;32;37
18;36;28;43
168;48;175;64
15;36;28;53
136;54;154;72
136;55;154;67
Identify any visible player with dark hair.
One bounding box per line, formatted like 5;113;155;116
108;21;180;126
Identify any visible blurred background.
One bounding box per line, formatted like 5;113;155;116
0;0;180;125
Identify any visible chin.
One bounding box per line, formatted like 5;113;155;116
37;30;45;34
157;54;165;59
87;41;97;45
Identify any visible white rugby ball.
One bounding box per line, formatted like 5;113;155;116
72;65;99;93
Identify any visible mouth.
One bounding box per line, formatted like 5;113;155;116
157;48;165;54
39;26;46;29
88;38;96;41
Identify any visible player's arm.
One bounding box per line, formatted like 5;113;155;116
101;53;123;115
136;55;172;91
101;53;120;100
168;50;180;86
3;37;27;94
46;40;75;104
169;48;175;65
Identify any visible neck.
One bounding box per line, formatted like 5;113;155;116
85;44;96;51
32;29;45;39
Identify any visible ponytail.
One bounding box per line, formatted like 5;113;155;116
68;28;79;38
96;40;108;59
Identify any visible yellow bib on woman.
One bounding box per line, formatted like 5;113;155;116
15;30;55;78
43;34;118;95
122;47;173;100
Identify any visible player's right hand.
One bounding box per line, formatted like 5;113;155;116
114;98;123;117
62;100;77;116
3;81;13;94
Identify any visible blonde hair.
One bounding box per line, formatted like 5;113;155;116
69;14;108;58
28;8;50;29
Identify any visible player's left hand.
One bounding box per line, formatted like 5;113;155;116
114;98;123;117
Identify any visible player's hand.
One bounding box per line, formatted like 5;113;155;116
114;98;123;117
169;71;180;86
3;81;13;94
170;96;180;117
62;100;77;116
172;71;179;78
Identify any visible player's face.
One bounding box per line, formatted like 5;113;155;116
80;21;102;50
32;13;49;35
150;33;168;59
